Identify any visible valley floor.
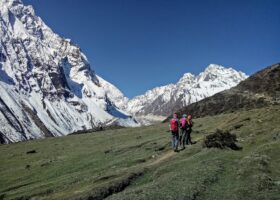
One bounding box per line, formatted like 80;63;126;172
0;106;280;200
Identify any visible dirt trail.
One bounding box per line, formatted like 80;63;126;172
146;151;175;167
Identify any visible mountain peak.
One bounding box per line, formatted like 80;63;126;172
178;72;195;84
0;0;22;8
181;72;195;79
196;64;248;83
204;64;228;72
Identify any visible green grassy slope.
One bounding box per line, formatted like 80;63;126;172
1;106;280;200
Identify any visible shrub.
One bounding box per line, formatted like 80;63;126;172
203;129;242;150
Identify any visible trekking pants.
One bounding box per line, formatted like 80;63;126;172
180;128;187;147
171;131;179;150
186;129;192;145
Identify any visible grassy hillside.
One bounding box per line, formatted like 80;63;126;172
1;106;280;200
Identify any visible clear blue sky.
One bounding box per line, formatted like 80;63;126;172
23;0;280;98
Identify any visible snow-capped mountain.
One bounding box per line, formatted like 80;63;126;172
125;64;248;123
0;0;249;143
0;0;137;143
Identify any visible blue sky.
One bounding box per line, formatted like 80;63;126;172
23;0;280;98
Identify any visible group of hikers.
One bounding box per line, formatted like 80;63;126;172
169;113;193;152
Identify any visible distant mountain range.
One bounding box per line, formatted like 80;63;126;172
171;63;280;120
124;64;247;124
0;0;249;143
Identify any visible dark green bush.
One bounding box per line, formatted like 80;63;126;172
204;129;242;150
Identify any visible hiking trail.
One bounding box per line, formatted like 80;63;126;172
147;151;175;167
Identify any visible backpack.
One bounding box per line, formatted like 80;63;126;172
170;118;178;132
180;118;187;129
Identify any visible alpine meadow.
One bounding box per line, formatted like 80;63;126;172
0;0;279;200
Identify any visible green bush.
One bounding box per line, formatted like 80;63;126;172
203;129;242;150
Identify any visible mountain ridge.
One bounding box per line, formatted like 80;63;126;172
171;63;280;119
0;0;137;143
124;64;248;123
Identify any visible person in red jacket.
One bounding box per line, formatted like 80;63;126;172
170;113;179;152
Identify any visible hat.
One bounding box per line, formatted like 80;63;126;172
183;114;187;118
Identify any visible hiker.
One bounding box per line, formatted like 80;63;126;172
185;114;193;145
179;114;188;149
169;113;179;152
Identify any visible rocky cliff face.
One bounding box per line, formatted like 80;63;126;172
0;0;137;143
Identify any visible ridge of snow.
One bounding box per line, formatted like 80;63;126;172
124;64;248;124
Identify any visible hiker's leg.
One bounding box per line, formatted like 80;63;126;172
180;129;184;147
181;130;186;148
179;132;182;147
171;133;175;150
186;132;190;145
184;130;187;146
173;132;178;150
189;130;193;144
171;135;173;149
175;132;179;150
180;132;183;147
